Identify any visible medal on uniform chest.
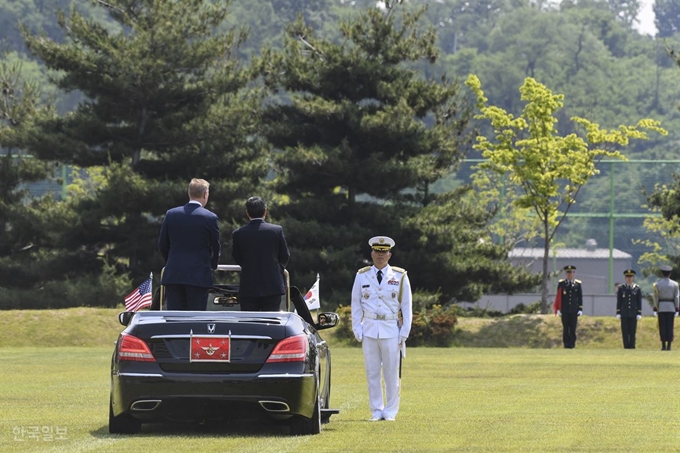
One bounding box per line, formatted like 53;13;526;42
392;292;396;299
363;292;369;299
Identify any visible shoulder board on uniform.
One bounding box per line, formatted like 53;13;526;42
558;279;565;283
575;279;582;284
632;283;639;288
357;266;371;274
391;266;407;273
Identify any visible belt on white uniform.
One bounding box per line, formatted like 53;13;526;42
363;311;397;320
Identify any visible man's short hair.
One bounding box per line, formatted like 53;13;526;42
246;196;267;218
188;178;210;199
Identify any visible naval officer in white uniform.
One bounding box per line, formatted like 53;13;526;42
351;236;412;421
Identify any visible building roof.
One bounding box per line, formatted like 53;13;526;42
509;247;632;260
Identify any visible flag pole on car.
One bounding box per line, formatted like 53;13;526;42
124;272;153;312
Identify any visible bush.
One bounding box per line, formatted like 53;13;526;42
508;301;541;315
0;264;130;309
334;304;458;347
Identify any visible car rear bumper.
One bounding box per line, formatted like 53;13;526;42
111;371;317;422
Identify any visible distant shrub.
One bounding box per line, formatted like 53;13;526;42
0;264;130;309
454;305;505;318
508;301;541;315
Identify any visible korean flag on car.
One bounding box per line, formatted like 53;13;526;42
304;274;321;310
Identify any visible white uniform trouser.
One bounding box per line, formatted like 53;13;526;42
362;336;400;418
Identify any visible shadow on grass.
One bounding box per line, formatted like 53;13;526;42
92;418;292;438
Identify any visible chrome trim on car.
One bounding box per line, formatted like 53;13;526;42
257;373;314;378
117;372;164;378
131;400;161;411
259;401;290;412
150;334;272;340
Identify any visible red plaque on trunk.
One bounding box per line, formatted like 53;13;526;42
190;333;231;362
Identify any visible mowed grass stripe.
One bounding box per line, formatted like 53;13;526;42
2;347;680;452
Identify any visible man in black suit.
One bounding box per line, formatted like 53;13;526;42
231;196;290;311
158;178;221;310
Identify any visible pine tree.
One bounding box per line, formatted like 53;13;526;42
0;54;55;294
21;0;267;293
261;1;537;305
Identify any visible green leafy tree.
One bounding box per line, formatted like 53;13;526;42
466;74;665;313
654;0;680;37
638;177;680;274
21;0;266;294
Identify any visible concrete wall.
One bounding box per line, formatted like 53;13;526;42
459;294;655;316
511;257;632;294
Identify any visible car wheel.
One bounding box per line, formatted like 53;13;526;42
289;395;321;435
109;397;141;434
290;361;321;436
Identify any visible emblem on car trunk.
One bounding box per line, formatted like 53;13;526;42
208;324;216;333
189;329;232;362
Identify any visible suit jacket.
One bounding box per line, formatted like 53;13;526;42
231;219;290;297
158;202;221;288
557;278;583;314
617;283;642;318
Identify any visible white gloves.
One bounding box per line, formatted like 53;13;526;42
355;333;363;342
557;310;562;316
636;315;642;320
399;336;407;345
676;312;679;318
577;311;583;316
654;312;658;317
616;314;621;320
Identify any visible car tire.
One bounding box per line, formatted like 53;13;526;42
109;398;141;434
289;395;321;435
290;360;321;436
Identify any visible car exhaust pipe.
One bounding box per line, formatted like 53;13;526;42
131;400;161;411
259;400;290;412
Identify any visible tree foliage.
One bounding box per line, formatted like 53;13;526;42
260;1;538;306
13;0;267;305
466;74;666;313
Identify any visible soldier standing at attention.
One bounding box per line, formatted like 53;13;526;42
555;265;583;349
351;236;412;422
616;269;642;349
653;265;679;351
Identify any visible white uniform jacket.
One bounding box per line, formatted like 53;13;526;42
351;264;412;340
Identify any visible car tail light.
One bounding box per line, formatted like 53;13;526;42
118;334;155;362
266;334;308;363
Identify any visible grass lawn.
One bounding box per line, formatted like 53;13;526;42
1;309;679;452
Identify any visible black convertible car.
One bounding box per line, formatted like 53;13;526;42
109;266;340;435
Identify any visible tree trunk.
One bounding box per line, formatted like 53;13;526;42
540;219;550;314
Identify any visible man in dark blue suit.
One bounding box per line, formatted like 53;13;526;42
158;178;221;310
231;196;290;311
